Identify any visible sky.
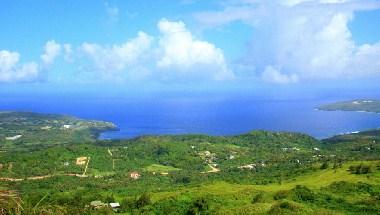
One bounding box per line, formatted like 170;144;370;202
1;0;380;97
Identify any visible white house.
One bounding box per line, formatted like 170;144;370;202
5;135;22;141
130;171;141;180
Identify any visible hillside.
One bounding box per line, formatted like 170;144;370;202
0;112;380;214
0;111;117;150
318;100;380;113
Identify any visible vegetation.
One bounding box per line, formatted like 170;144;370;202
1;111;380;214
318;99;380;113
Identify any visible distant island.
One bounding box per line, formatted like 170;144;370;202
318;99;380;113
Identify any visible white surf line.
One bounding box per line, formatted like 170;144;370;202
82;157;91;177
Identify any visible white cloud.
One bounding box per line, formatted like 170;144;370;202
105;2;119;23
195;0;380;83
80;31;153;79
157;19;234;81
194;6;256;27
262;66;298;84
63;43;73;62
41;40;61;67
349;43;380;77
0;50;39;82
78;20;233;82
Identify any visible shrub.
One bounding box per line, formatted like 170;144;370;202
320;162;329;170
136;193;151;209
121;197;137;211
187;197;209;215
349;164;372;174
293;185;314;202
104;194;115;203
327;181;373;194
268;200;302;214
273;190;289;200
251;192;264;204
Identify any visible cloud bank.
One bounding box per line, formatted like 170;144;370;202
0;19;232;83
2;3;380;85
79;19;233;82
195;0;380;84
156;19;233;81
41;40;62;67
0;50;39;82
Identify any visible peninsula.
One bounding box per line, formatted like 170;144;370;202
318;99;380;113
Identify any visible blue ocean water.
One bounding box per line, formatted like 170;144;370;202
1;95;380;139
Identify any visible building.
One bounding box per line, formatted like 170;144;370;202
110;203;120;212
238;164;256;170
5;135;22;141
90;200;107;209
40;126;51;130
130;171;141;180
76;157;88;165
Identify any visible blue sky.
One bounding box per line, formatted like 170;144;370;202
1;0;380;96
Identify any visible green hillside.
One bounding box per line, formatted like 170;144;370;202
1;112;380;214
0;111;117;150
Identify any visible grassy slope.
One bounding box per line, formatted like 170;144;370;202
152;161;379;198
145;164;181;173
148;161;380;214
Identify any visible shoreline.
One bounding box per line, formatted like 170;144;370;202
98;108;380;141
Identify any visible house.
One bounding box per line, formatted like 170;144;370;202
90;200;107;209
110;202;120;212
63;162;69;166
130;171;141;180
63;124;72;129
238;164;256;170
5;135;22;141
76;157;88;165
40;126;52;130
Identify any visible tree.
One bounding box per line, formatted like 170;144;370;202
320;162;329;170
136;193;151;209
187;197;209;215
104;194;115;203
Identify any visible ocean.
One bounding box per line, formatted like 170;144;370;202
1;94;380;140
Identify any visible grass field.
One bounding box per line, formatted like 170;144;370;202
151;161;380;201
144;164;181;173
